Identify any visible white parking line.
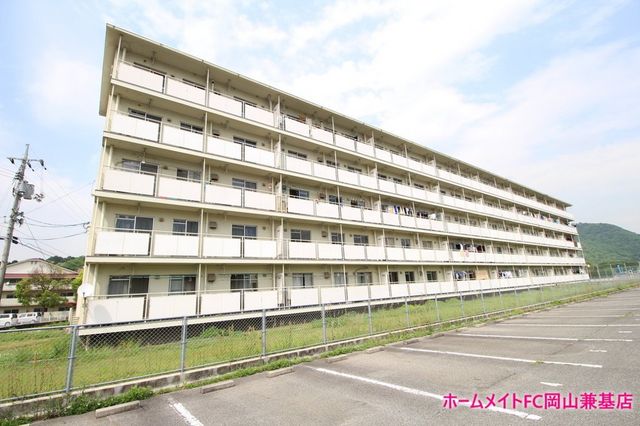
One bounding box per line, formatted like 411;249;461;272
310;367;541;421
588;349;607;353
560;308;638;311
168;398;203;426
618;331;633;334
523;315;624;318
540;382;563;387
495;324;640;327
454;333;632;342
398;347;602;368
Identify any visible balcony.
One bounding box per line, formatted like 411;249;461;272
103;168;156;196
284;116;310;137
99;169;575;252
84;273;588;324
107;109;577;237
161;123;203;151
114;61;574;223
166;78;206;105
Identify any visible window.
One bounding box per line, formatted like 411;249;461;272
180;122;203;133
384;237;395;247
177;168;201;181
413;183;425;189
106;278;128;295
172;219;198;235
426;271;438;282
400;238;411;248
121;159;158;175
287;150;307;160
230;274;258;291
232;224;257;239
334;272;348;286
350;199;365;208
325;160;337;168
232;178;257;191
289;188;309;199
169;276;196;293
290;229;311;242
356;272;372;285
233;136;257;147
404;271;415;283
292;273;314;288
128;109;161;123
388;271;399;284
328;194;342;205
353;235;369;246
346;165;362;173
331;233;344;244
392;177;402;184
377;173;388;181
115;215;153;232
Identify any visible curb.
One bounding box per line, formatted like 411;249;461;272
200;380;235;394
266;367;295;378
95;400;140;418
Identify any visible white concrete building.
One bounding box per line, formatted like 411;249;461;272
2;258;76;314
77;25;587;325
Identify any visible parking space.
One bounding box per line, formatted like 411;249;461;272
39;288;640;425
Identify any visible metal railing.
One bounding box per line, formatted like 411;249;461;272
99;165;577;251
0;276;636;403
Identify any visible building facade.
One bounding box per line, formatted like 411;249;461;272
77;25;587;325
1;258;76;314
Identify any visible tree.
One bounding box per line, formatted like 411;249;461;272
15;273;68;310
70;269;83;302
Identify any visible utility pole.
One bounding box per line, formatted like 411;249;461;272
0;145;45;304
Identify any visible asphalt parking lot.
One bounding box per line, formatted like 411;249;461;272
39;287;640;425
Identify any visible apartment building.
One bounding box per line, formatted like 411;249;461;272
1;258;77;314
77;25;587;325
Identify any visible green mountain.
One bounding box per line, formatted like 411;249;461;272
576;223;640;268
46;256;85;271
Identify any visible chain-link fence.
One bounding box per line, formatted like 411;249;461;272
1;277;638;403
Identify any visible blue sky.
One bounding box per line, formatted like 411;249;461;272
0;0;639;260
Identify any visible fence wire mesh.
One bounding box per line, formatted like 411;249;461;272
0;277;637;402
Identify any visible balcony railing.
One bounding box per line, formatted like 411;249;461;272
107;106;576;235
114;61;574;222
98;166;578;250
91;227;586;267
84;273;590;324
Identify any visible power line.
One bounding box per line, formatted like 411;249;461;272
13;231;87;241
25;217;89;228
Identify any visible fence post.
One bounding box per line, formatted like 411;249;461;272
458;292;465;317
261;309;267;357
180;316;188;381
367;299;373;335
434;295;441;322
498;286;504;310
539;284;544;303
321;304;327;344
479;289;486;316
513;287;520;307
65;325;79;394
404;296;410;327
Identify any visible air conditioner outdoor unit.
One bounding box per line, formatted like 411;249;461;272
209;221;217;229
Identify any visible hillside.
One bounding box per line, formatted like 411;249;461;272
577;223;640;267
46;256;85;271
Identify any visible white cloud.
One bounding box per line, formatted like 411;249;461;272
27;52;100;125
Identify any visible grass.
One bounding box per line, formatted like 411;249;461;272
0;386;154;426
0;279;637;402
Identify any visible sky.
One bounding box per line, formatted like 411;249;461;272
0;0;639;261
